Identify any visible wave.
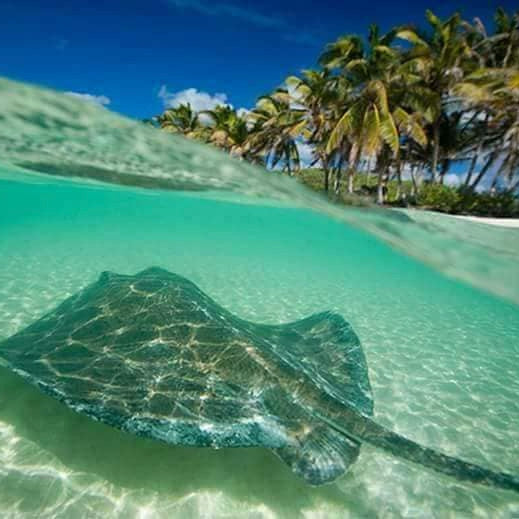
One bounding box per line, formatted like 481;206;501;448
1;77;518;304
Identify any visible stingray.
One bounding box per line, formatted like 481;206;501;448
0;267;517;492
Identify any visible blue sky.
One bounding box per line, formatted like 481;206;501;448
0;0;515;120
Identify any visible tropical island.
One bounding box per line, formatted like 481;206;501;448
146;8;519;218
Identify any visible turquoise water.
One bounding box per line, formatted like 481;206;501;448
0;78;519;517
1;77;518;304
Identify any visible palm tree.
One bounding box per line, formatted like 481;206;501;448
396;10;475;182
463;9;519;69
149;8;517;210
457;9;519;189
156;103;203;138
203;105;232;147
285;69;340;191
202;105;236;150
200;105;264;163
491;8;519;68
320;25;402;196
327;79;401;202
321;24;429;202
319;24;399;82
247;90;307;175
456;66;519;191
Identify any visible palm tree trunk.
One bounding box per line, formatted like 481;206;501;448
395;159;402;201
321;154;330;192
377;173;385;204
376;153;387;205
491;154;514;192
503;41;513;67
418;163;426;190
334;148;346;196
471;151;498;190
490;168;501;192
334;161;345;196
346;143;360;194
465;151;479;187
347;172;354;193
508;176;519;194
504;154;519;187
431;119;441;183
464;114;488;187
410;165;418;197
439;158;450;185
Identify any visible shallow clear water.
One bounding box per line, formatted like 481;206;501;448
0;78;519;517
2;77;519;305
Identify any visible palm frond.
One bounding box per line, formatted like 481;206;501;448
396;29;429;47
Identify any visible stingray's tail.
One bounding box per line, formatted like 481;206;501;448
320;412;519;493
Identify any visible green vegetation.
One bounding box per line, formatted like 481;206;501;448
149;8;519;217
417;186;519;216
298;169;519;216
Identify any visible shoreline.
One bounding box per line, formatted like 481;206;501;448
399;208;519;228
441;213;519;228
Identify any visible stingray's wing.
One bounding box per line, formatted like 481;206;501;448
0;269;375;485
0;270;291;449
252;312;373;415
243;312;373;485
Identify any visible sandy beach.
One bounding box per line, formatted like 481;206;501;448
445;214;519;228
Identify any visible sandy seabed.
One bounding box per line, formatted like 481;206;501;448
0;182;518;518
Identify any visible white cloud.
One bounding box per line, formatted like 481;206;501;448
158;86;250;126
236;107;250;118
158;86;229;112
65;92;111;107
444;173;462;186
